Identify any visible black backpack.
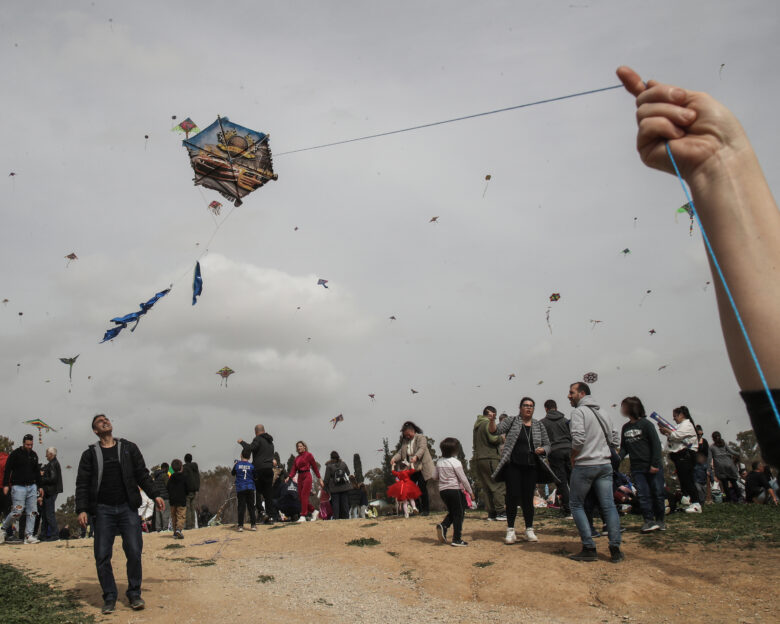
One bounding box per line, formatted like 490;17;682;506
333;465;348;486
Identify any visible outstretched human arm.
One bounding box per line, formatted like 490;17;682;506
618;66;780;465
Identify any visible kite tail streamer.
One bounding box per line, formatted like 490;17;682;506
666;142;780;429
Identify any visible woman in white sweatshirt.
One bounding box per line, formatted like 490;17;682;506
659;406;702;513
433;438;474;547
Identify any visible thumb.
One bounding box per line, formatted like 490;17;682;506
616;66;646;97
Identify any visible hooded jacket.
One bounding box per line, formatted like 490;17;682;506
182;460;200;492
472;415;502;460
540;410;572;453
241;432;275;470
3;446;42;488
75;438;160;515
570;396;620;467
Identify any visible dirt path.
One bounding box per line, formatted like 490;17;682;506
1;514;777;623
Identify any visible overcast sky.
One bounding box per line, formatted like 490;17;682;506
1;1;778;494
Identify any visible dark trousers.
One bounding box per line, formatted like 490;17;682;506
254;468;275;519
548;450;572;513
504;463;537;529
670;450;700;504
40;494;58;540
412;472;429;514
632;468;666;522
94;503;143;602
440;489;467;541
330;491;350;519
236;490;256;526
720;477;741;502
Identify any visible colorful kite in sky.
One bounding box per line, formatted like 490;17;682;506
192;262;203;306
59;355;79;381
330;414;344;429
217;366;234;387
183;116;277;207
23;418;56;444
549;293;560;302
583;372;598;384
649;329;657;336
508;373;516;380
172;117;200;138
65;253;78;267
207;200;222;216
100;288;171;343
317;279;329;289
368;394;376;403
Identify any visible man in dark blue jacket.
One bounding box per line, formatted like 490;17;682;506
75;414;164;615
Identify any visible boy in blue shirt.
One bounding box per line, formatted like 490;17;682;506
231;450;256;532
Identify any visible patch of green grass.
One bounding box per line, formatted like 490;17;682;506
164;543;185;550
192;560;216;567
257;575;275;583
386;551;399;557
169;556;215;566
346;537;380;547
473;561;494;568
361;522;379;528
0;563;95;623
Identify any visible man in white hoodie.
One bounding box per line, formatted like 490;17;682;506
567;382;624;563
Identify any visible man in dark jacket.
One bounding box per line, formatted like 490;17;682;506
75;414;163;614
182;454;200;529
238;424;276;523
1;434;43;544
39;447;63;541
541;400;573;516
152;463;170;532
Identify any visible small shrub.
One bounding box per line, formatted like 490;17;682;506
164;544;185;550
346;537;380;547
473;561;494;568
257;575;275;583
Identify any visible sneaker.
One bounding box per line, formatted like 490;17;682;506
175;531;184;540
24;535;40;544
658;521;666;532
296;515;307;523
311;511;319;521
129;597;146;611
524;528;539;542
486;515;497;522
495;513;507;522
436;523;447;544
249;525;257;531
609;545;625;563
685;502;702;513
237;526;244;532
590;529;602;539
569;547;598;562
101;600;116;614
640;521;660;533
504;528;517;545
450;539;468;547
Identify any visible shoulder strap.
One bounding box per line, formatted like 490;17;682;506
585;406;616;449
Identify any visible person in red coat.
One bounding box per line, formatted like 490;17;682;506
286;441;323;522
387;462;422;517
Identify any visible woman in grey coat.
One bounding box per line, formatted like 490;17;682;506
490;397;551;544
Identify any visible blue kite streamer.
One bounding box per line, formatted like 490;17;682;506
100;288;171;343
192;262;203;306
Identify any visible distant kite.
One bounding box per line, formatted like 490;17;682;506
330;414;344;429
648;329;657;336
549;293;560;302
2;298;7;305
65;253;78;267
719;63;725;79
207;200;222;216
429;216;439;223
294;226;299;231
621;248;631;256
9;172;15;177
658;365;668;371
676;203;694;236
171;117;200;138
389;316;397;321
59;355;79;381
100;287;171;343
583;372;598;384
508;374;516;381
411;388;419;394
639;290;652;306
703;281;711;292
589;320;603;330
483;174;492;198
217;366;235;387
368;394;376;403
23;419;56;444
317;279;329;289
192;262;203;306
537;380;544;385
545;307;552;335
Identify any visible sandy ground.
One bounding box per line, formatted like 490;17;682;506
1;513;778;624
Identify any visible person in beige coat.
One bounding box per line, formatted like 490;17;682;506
391;421;434;515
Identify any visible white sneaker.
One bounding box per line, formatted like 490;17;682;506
311;511;319;521
524;528;539;542
24;535;40;544
685;502;702;513
296;516;307;523
504;528;517;544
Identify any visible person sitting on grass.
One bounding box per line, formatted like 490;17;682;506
745;462;778;505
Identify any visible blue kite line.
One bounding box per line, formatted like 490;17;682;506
666;142;780;428
275;84;623;156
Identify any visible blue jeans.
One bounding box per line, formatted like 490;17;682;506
94;503;144;602
632;469;665;522
570;463;621;548
40;494;58;540
1;485;38;537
